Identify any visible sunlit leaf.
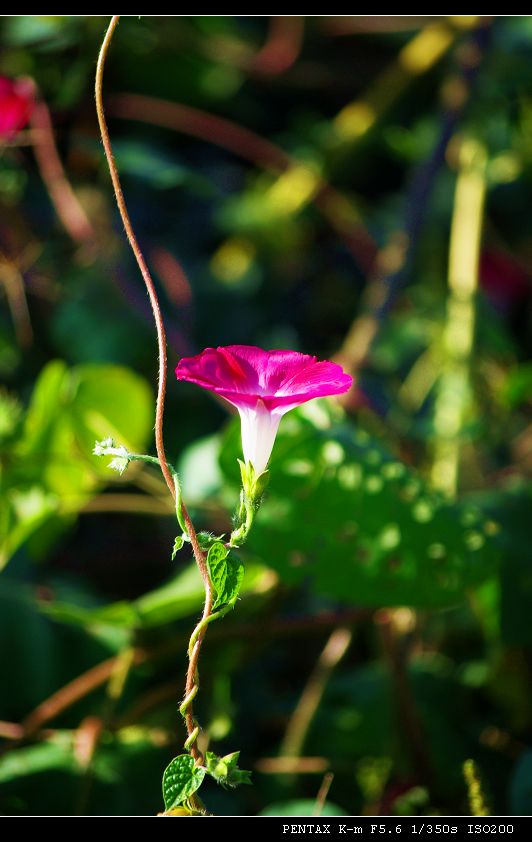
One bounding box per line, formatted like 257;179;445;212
219;409;499;608
1;362;154;568
162;754;205;811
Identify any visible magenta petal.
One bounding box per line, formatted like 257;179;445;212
176;345;353;471
222;346;318;393
0;76;33;138
176;345;353;413
176;346;258;395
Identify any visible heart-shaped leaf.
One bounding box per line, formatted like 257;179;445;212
206;542;229;598
207;543;244;610
162;754;205;811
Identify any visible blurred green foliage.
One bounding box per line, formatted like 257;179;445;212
1;361;154;568
220;408;499;608
1;15;532;817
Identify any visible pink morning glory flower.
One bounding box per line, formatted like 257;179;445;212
176;345;353;475
0;76;34;139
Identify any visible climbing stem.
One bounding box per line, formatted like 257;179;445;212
95;15;175;503
181;588;213;763
95;14;213;766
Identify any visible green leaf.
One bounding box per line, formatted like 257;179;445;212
216;552;244;609
0;487;58;571
177;434;223;502
44;563;203;630
68;364;153;479
162;754;205;811
41;596;138;636
171;535;185;560
219;408;499;608
206;541;229;596
17;362;94;499
207;543;244;610
1;362;154;569
0;739;76;784
41;561;268;632
19;360;70;456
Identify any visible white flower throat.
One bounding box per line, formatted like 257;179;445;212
238;399;282;474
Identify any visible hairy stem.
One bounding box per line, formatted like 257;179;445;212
229;490;255;547
95;14;175;502
95;15;212;762
181;596;213;762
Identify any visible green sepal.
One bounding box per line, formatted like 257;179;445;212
238;459;269;504
197;531;225;551
162;754;205;811
171;535;185;560
205;750;252;789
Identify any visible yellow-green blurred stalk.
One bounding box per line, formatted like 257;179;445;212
431;138;487;496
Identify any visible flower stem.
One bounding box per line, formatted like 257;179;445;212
229;492;255;546
181;595;212;763
180;600;236;762
95;15;213;765
95;15;175;503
